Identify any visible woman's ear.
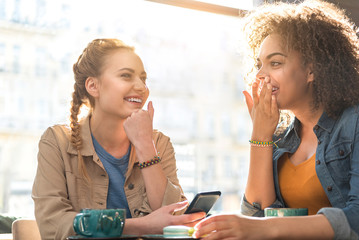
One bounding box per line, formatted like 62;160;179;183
85;77;100;98
307;64;314;83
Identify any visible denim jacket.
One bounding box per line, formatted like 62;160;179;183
241;105;359;240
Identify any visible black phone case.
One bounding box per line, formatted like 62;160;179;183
184;191;221;214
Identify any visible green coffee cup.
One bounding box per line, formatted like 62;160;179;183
264;208;308;217
73;208;125;238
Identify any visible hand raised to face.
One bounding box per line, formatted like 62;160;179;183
123;101;154;150
243;77;279;140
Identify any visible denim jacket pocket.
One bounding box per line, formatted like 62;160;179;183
324;141;352;181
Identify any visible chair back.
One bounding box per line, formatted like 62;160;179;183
11;219;41;240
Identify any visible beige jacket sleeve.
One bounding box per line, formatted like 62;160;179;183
156;132;187;206
32;127;77;240
134;131;187;216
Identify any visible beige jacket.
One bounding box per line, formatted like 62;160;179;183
32;116;186;240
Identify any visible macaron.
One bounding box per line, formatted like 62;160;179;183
163;225;194;237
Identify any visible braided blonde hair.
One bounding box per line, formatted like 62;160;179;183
70;39;134;182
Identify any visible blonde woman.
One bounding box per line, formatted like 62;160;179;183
32;39;204;240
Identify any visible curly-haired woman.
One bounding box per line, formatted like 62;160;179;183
32;39;204;240
194;0;359;239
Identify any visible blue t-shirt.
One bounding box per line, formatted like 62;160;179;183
91;135;132;218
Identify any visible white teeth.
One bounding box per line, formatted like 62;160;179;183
272;87;279;91
127;98;142;103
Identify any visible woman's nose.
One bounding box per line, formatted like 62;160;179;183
134;77;147;92
256;68;267;82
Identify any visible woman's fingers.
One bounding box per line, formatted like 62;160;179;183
164;200;189;213
147;101;154;122
252;81;259;105
243;91;253;117
264;82;272;110
194;215;235;239
257;77;274;115
271;94;279;117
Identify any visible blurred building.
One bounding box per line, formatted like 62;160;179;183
0;0;252;217
0;0;72;217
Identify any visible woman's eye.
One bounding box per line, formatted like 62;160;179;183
271;62;281;67
121;73;131;78
255;64;261;70
141;77;147;82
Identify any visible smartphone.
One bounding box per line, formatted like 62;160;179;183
184;191;221;215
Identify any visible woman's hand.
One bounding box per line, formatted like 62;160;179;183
123;101;155;153
193;214;335;240
243;77;279;140
124;201;206;235
193;214;269;240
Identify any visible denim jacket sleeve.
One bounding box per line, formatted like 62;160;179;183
318;208;358;240
240;194;283;217
241;196;359;239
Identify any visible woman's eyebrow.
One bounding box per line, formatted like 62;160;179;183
266;52;287;59
117;68;146;75
257;52;287;62
117;68;135;73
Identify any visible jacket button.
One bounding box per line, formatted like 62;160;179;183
128;183;134;190
316;160;321;165
327;186;333;191
339;150;344;156
318;140;321;145
101;174;106;177
314;125;319;130
97;202;104;205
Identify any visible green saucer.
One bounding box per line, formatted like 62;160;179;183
264;208;308;217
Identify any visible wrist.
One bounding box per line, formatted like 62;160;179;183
124;215;149;235
134;142;157;163
266;218;280;239
255;218;278;239
132;138;154;150
250;135;273;142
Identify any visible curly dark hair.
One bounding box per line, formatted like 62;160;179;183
243;0;359;118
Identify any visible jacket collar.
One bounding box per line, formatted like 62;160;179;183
287;111;336;135
275;111;336;149
67;115;96;157
316;111;336;133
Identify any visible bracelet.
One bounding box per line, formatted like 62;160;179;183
139;156;161;169
249;140;274;147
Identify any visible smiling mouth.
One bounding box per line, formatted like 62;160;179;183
272;87;279;94
125;97;142;103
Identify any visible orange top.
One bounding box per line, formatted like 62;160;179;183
278;153;332;215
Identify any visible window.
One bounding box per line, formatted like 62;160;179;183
13;45;20;74
35;47;46;77
0;43;5;72
0;0;6;19
12;0;21;22
36;0;46;25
